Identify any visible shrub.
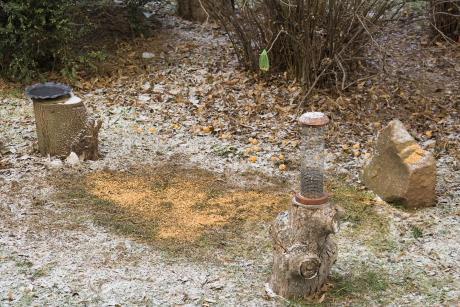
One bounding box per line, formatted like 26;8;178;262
429;0;460;41
0;0;73;81
203;0;396;91
0;0;155;81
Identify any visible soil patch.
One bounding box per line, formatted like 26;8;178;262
55;165;290;258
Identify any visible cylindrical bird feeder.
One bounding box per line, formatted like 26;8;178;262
269;112;341;300
26;82;101;160
296;112;329;205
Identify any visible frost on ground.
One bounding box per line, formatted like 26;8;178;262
0;12;459;307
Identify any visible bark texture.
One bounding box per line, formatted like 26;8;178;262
269;200;341;299
32;97;101;160
177;0;233;22
177;0;207;22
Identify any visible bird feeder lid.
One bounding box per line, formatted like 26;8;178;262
299;112;329;126
25;82;72;100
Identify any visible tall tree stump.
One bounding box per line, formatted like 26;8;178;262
269;112;341;299
269;199;340;298
27;83;101;160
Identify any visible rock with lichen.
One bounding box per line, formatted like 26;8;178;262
363;119;437;209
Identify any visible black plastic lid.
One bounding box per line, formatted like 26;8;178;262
25;82;72;100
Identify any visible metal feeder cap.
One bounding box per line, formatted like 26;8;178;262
299;112;329;127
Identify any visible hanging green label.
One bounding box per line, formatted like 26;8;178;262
259;49;270;72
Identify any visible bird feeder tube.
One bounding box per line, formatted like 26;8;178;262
297;112;329;204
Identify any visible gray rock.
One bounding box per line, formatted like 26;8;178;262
65;152;80;167
362;119;437;209
142;82;151;91
47;159;64;170
142;52;155;59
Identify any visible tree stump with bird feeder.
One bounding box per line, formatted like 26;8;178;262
26;82;101;160
269;112;342;299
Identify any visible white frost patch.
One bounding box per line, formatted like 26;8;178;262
138;94;151;102
299;112;326;121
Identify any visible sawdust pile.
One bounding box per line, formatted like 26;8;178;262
85;168;288;241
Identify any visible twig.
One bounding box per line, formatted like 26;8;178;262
334;55;347;91
356;14;387;74
296;19;367;113
267;30;287;53
198;0;210;25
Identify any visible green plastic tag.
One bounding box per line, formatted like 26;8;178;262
259;49;270;72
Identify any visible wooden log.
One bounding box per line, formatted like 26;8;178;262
269;199;341;299
32;96;101;160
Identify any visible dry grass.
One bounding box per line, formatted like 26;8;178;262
85;168;288;241
328;181;394;253
56;165;290;254
55;165;393;263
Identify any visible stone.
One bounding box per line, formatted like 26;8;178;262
138;94;151;102
142;52;155;59
362;120;437;209
141;82;151;91
65;152;80;167
47;159;64;170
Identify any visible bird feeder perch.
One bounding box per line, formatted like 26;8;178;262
269;112;341;299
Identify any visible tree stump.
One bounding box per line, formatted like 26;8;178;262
269;112;341;299
177;0;234;22
31;95;101;160
269;198;341;299
177;0;207;22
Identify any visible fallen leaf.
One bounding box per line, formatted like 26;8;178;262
271;156;279;163
202;126;213;134
248;156;258;163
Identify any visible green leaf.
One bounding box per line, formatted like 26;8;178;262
259;49;270;72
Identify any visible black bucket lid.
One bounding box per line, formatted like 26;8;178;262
25;82;72;100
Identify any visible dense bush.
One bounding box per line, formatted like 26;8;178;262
202;0;396;91
429;0;460;41
0;1;73;81
0;0;154;81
